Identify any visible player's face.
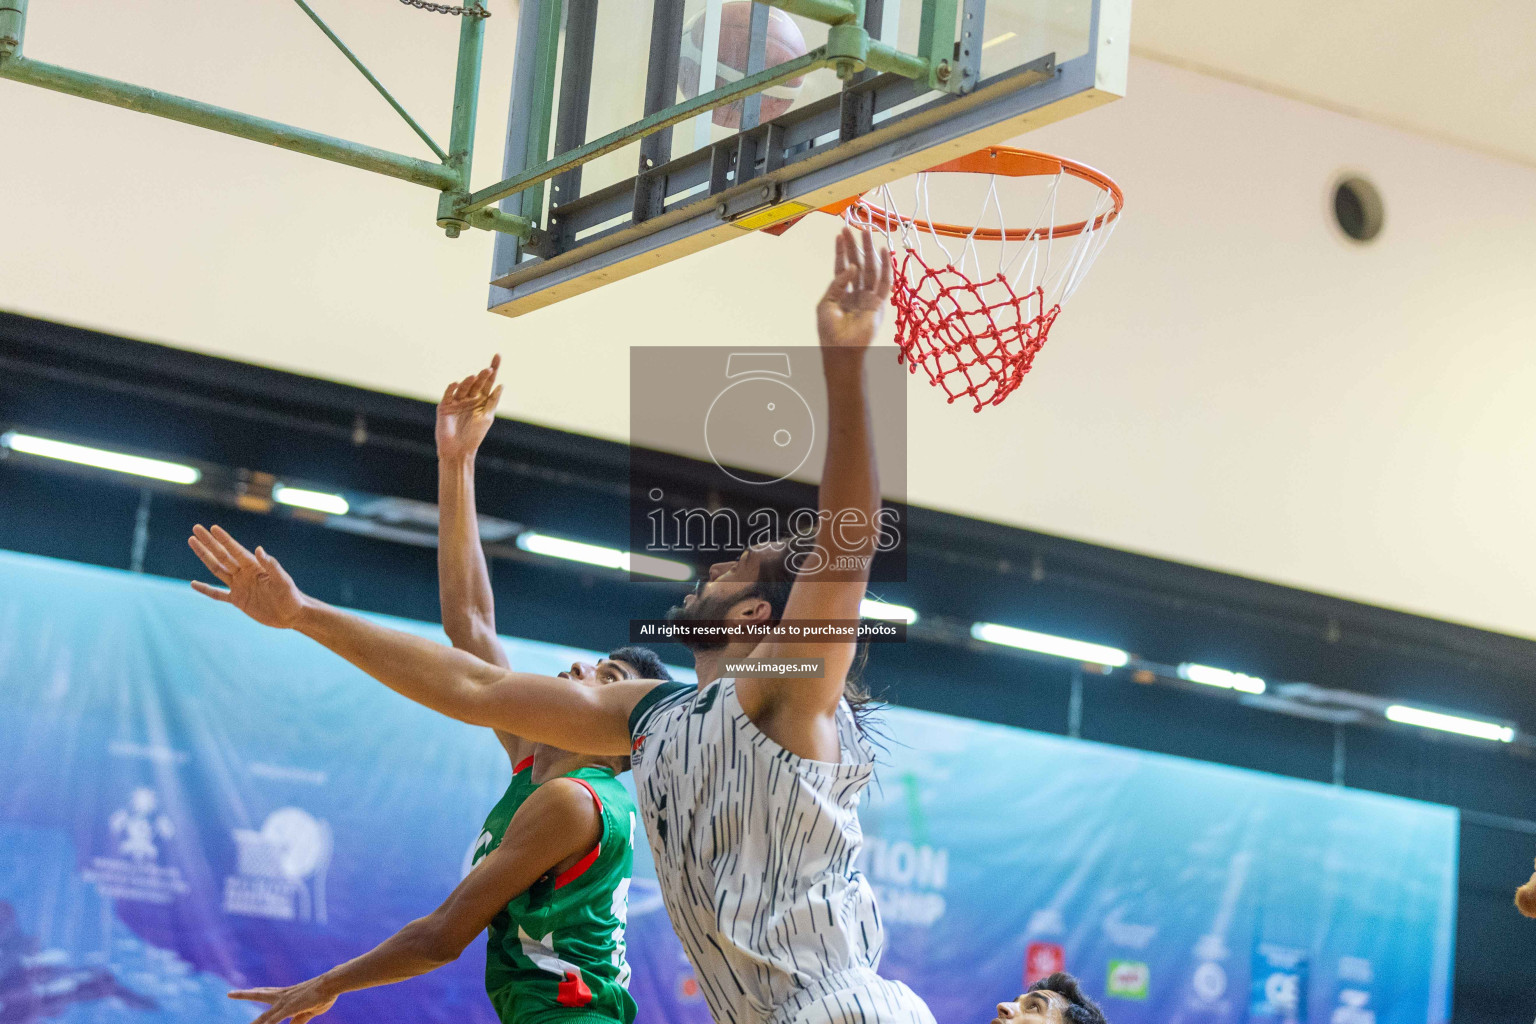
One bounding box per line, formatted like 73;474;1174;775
676;541;781;615
993;990;1070;1024
557;659;638;688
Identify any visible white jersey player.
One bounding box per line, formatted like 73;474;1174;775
187;226;935;1024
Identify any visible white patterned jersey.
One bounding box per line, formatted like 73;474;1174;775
627;677;928;1024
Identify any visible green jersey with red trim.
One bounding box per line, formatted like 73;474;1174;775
471;762;636;1024
470;755;537;867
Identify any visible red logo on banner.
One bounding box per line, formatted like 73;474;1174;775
1025;942;1066;986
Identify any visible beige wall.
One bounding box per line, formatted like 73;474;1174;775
3;4;1535;638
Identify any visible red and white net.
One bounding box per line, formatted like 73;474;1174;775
846;164;1119;411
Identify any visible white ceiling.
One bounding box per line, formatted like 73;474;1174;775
1130;0;1536;167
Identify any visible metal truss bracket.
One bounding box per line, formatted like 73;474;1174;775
715;178;783;222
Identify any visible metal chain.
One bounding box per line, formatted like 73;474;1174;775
396;0;491;17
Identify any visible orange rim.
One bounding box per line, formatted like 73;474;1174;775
826;145;1124;241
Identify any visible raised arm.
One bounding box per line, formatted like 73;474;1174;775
227;779;603;1024
437;358;541;764
435;357;509;668
755;227;889;712
188;524;644;755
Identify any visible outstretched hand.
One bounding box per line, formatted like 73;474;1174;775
436;355;503;462
188;524;307;629
228;978;337;1024
1518;859;1536;918
816;226;891;351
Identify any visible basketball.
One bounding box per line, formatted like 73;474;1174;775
678;2;808;129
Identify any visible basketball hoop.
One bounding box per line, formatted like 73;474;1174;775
836;147;1123;412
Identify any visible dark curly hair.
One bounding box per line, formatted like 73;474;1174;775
606;645;672;682
1028;972;1109;1024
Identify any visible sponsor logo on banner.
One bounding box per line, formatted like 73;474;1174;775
1026;908;1065;936
1193;960;1228;1002
1185;934;1232;1012
1336;957;1373;985
859;837;948;927
223;807;333;923
1101;908;1157;949
1106;960;1150;1000
1025;942;1065;986
1194;934;1230;962
1331;958;1375;1024
111;787;175;862
1331;988;1375;1024
80;788;190;904
1250;943;1309;1024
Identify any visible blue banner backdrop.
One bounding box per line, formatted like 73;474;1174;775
0;550;1456;1024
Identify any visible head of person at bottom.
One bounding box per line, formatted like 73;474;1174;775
555;646;672;688
542;645;670;773
993;973;1109;1024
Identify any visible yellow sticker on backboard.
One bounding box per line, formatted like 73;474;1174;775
733;200;814;231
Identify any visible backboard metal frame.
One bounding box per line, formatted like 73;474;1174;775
0;0;960;238
0;0;1126;319
488;0;1130;317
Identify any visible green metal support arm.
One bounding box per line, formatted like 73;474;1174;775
0;0;537;240
290;0;447;163
0;0;950;241
865;36;934;80
0;0;25;60
435;0;485;235
760;0;860;25
0;55;461;191
465;206;543;241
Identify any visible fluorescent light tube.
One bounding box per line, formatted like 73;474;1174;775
1177;662;1266;695
1;431;200;485
273;485;349;516
971;621;1128;667
517;532;692;582
861;599;918;624
1385;704;1514;743
627;553;695;582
